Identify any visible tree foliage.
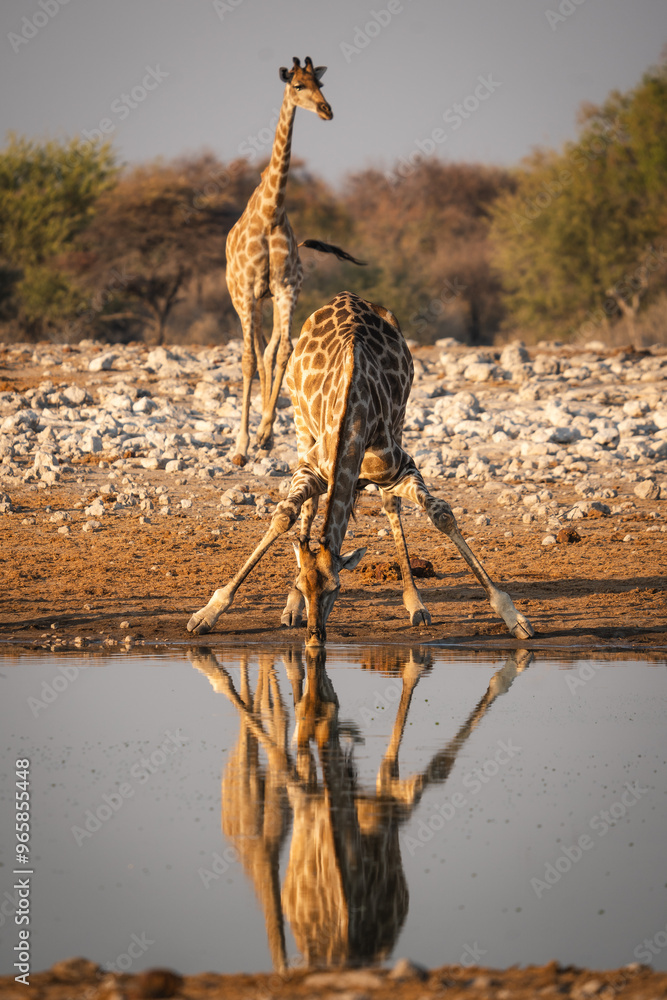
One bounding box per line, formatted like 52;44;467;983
71;155;255;344
3;60;666;346
491;61;667;340
0;134;116;336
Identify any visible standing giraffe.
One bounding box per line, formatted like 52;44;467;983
188;291;534;644
226;56;364;467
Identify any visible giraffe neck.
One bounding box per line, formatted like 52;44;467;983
260;90;296;220
321;412;365;555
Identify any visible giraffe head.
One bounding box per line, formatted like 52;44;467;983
295;541;366;646
279;56;332;120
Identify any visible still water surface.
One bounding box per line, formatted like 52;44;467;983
0;645;665;975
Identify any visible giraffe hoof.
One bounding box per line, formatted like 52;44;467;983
187;612;212;635
411;609;432;626
512;615;535;639
231;453;247;468
280;609;303;628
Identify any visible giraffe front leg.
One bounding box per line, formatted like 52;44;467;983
187;583;237;636
187;498;303;635
281;587;305;628
381;492;431;626
232;299;263;467
281;494;320;627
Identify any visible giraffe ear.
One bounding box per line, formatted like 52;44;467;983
279;67;293;83
339;547;366;572
314;66;327;82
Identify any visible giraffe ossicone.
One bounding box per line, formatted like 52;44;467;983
225;57;364;468
188;291;534;645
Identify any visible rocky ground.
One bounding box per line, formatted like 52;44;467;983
1;335;667;997
2;954;667;1000
0;334;666;651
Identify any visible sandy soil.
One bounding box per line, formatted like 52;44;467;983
1;462;666;654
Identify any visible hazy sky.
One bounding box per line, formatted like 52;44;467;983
1;0;666;186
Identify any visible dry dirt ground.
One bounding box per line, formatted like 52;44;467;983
1;465;666;654
1;955;667;1000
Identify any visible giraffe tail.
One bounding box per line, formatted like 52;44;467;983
298;239;366;266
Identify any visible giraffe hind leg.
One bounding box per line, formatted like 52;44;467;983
389;472;534;639
424;494;534;638
256;293;296;452
381;491;431;626
232;298;264;467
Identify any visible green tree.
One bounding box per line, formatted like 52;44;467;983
0;134;116;337
491;61;667;340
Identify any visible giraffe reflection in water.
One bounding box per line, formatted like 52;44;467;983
188;646;532;970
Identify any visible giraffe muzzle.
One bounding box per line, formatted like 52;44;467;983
306;626;327;647
318;103;333;120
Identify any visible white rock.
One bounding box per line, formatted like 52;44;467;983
61;385;91;406
464;362;495;382
80;434;103;454
551;425;581;444
84;500;106;517
634;480;660;500
622;399;650;418
89;352;118;372
133;396;158;414
500;342;530;367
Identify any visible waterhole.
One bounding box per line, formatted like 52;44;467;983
1;645;665;975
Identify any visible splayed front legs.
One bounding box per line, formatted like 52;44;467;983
280;495;319;627
187;468;325;636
